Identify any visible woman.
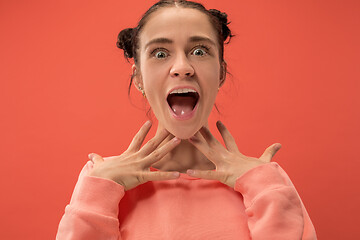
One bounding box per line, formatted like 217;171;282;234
56;0;317;239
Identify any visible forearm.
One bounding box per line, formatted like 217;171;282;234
56;161;125;240
235;162;317;240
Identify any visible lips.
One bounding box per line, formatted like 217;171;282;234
166;86;200;97
166;86;200;120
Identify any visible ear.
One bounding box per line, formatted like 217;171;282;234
219;60;227;88
132;64;143;91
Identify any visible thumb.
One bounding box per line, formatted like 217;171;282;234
186;169;224;181
88;153;104;164
144;171;180;182
259;143;282;162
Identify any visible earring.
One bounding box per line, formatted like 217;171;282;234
138;86;146;98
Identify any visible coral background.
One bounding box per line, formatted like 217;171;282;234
1;0;359;239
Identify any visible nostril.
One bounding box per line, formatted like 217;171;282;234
171;71;192;77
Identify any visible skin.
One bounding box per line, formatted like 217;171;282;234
133;7;225;173
89;7;282;191
134;7;225;140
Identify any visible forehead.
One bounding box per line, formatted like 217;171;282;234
139;7;217;47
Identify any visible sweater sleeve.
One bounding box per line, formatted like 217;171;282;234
56;161;125;240
234;162;317;240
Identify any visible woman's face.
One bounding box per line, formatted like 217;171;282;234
134;7;225;139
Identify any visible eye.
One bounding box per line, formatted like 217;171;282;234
191;45;209;57
155;51;167;58
152;49;169;59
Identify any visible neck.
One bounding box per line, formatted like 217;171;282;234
151;122;216;173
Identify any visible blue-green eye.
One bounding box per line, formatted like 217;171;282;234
192;44;210;56
155;51;168;59
193;48;206;56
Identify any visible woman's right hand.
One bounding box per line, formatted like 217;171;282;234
88;121;181;191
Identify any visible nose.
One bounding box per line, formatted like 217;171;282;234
170;53;194;78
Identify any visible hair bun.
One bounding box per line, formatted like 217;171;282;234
116;28;135;59
208;9;232;43
208;9;228;24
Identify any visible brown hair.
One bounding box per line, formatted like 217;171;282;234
116;0;234;96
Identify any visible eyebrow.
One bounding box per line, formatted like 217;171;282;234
144;38;173;50
144;36;216;50
189;36;216;46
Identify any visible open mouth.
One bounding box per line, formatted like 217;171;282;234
167;88;200;117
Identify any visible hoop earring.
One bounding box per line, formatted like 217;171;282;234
138;86;146;98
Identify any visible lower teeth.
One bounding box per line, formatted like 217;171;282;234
172;108;186;115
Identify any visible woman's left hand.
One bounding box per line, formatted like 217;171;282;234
187;121;282;188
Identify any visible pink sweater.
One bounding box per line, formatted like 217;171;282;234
56;161;317;239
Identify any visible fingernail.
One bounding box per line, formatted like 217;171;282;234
189;136;198;142
274;143;281;151
173;137;180;143
187;169;195;175
88;153;93;159
145;120;152;126
172;172;180;177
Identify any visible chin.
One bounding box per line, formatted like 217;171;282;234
171;131;195;140
165;121;203;140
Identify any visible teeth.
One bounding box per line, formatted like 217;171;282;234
170;88;197;95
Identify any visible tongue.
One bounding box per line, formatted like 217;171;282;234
170;96;195;116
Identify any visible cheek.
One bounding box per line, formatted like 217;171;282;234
197;65;221;95
140;64;168;114
141;65;163;92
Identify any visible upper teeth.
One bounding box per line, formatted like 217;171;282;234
170;88;197;94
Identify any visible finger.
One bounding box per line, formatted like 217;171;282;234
199;126;225;154
88;153;104;164
139;128;171;157
216;121;240;153
126;120;152;153
143;137;181;166
126;120;152;152
199;126;220;147
192;130;206;142
127;120;152;152
188;132;211;156
186;169;225;182
188;131;222;165
259;143;282;162
143;171;180;182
